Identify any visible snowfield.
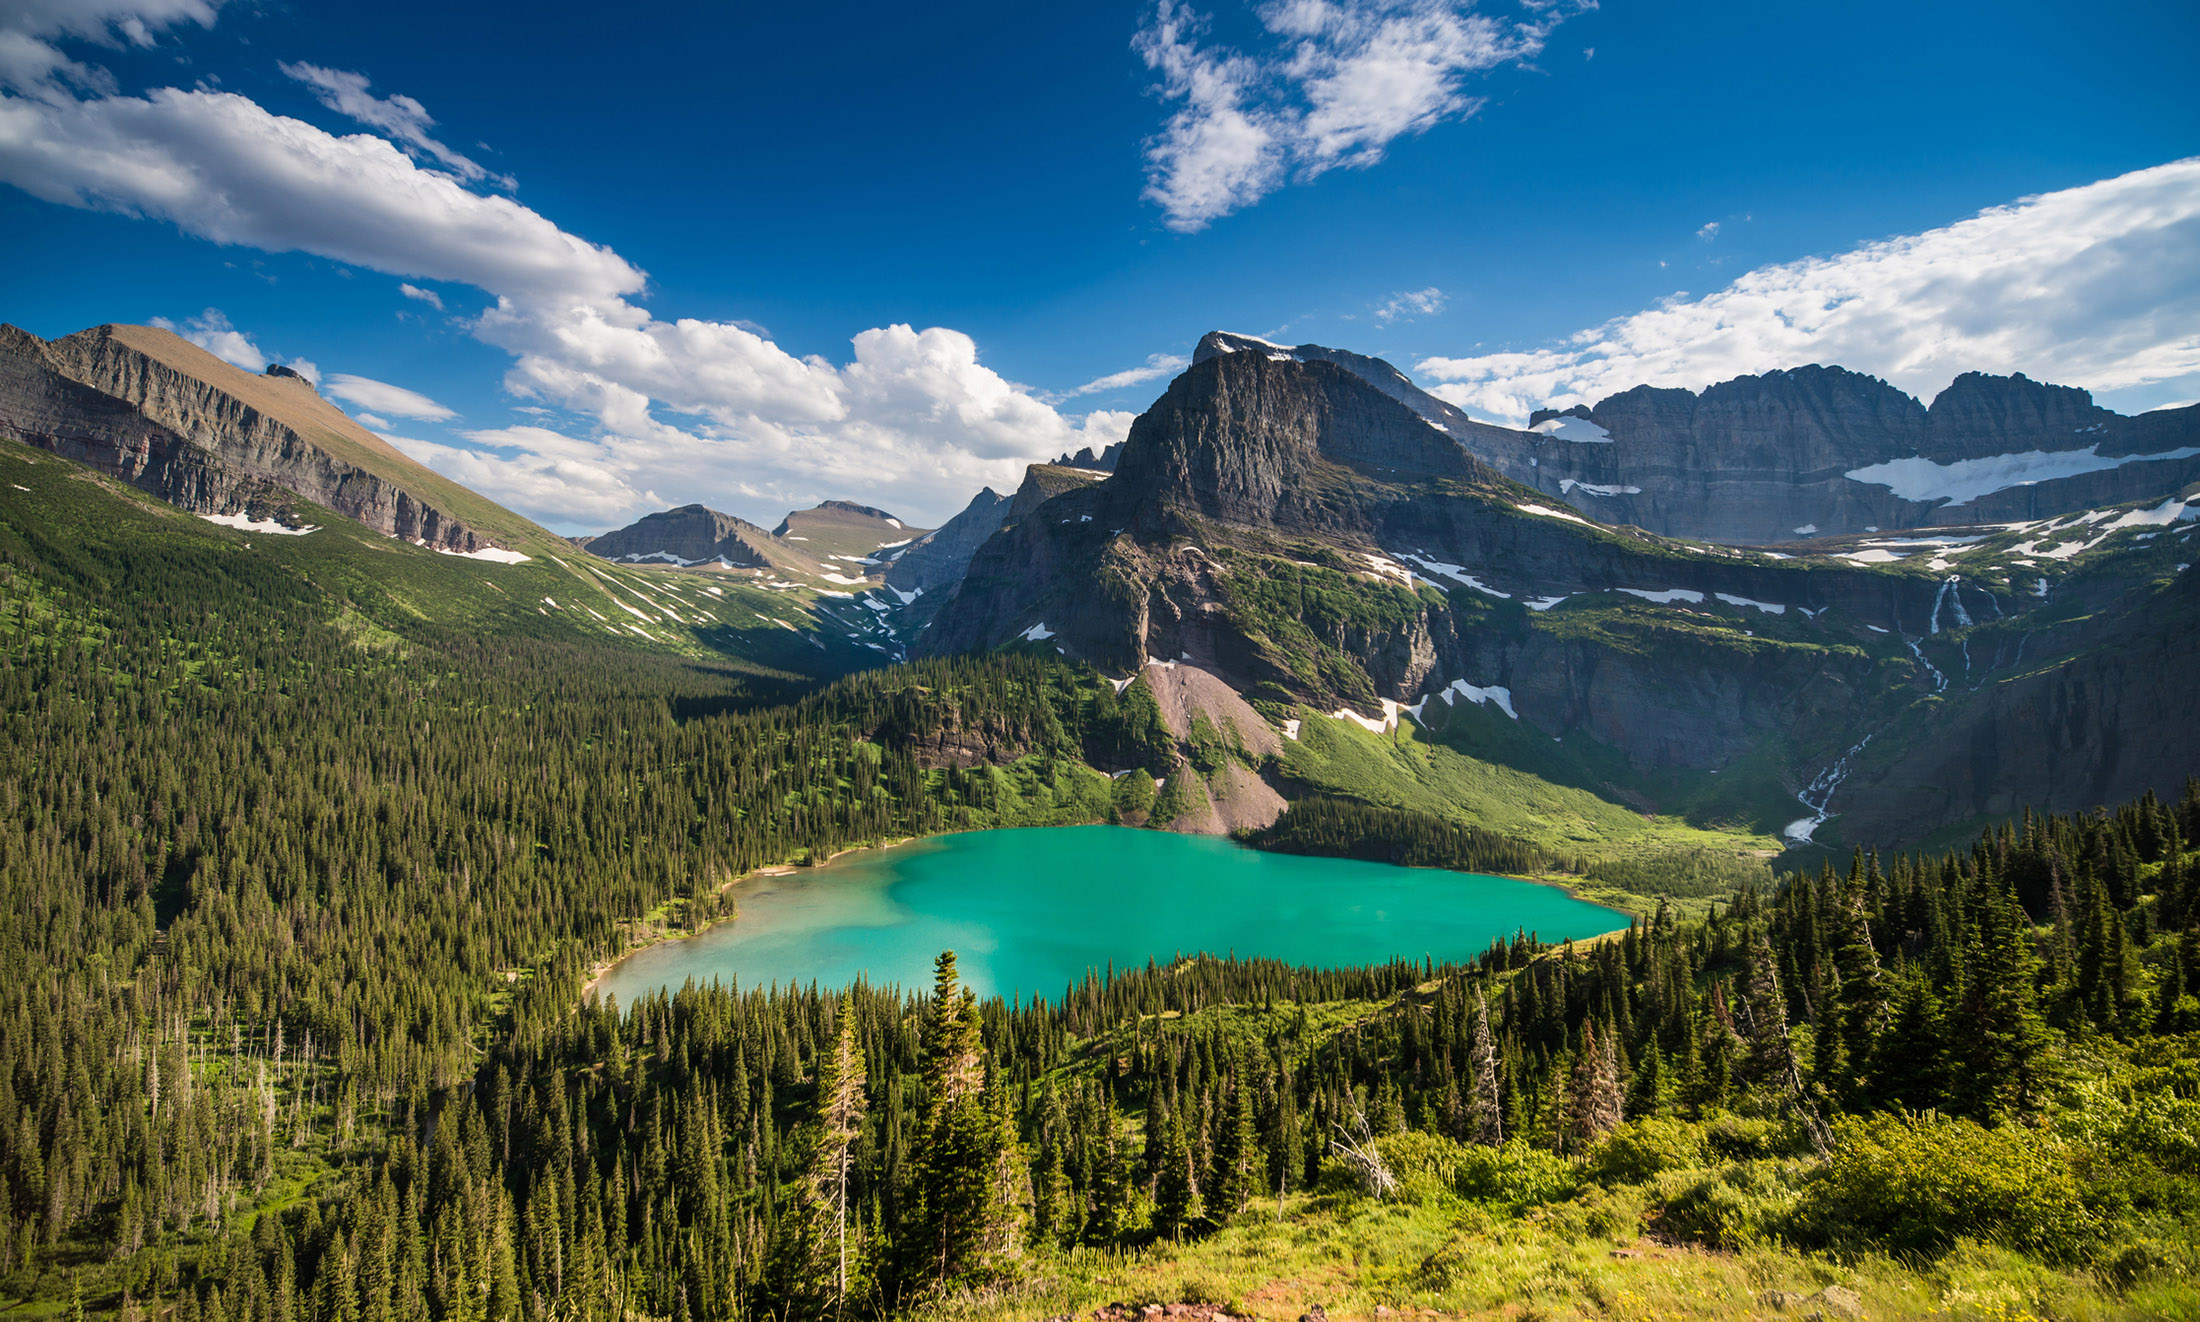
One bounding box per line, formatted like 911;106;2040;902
1530;416;1614;443
435;545;530;563
1844;443;2200;505
201;512;318;535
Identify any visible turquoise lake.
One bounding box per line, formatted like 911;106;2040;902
592;825;1622;1004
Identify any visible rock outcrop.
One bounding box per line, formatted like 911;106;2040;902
921;339;2200;847
1196;332;2200;543
1;322;536;553
577;504;784;568
885;487;1013;596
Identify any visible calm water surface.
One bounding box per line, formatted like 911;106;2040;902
594;825;1620;1003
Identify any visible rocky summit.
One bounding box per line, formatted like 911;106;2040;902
921;341;2200;845
1197;331;2200;543
0;322;541;554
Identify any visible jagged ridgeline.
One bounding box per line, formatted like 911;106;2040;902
916;340;2200;848
5;311;2200;1319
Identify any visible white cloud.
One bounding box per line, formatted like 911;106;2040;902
149;307;263;371
324;373;455;421
1373;285;1444;323
279;63;508;188
385;427;655;525
0;69;1128;526
1052;353;1193;400
286;356;319;384
1696;220;1719;241
0;0;217;95
355;412;391;430
1417;158;2200;420
1134;0;1571;230
398;281;443;310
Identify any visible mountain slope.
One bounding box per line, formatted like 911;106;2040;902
5;322;556;553
577;503;801;571
1198;331;2200;543
921;345;2200;847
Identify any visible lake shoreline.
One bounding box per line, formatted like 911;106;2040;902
579;836;919;1001
577;824;1633;1007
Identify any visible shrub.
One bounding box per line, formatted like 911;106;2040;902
1701;1110;1782;1160
1370;1132;1579;1209
1588;1116;1709;1184
1654;1160;1802;1250
1804;1112;2101;1261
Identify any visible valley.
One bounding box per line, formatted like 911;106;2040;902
2;316;2197;1322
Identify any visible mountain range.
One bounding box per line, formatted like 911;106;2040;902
5;317;2195;853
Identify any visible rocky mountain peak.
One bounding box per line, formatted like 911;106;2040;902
1926;370;2111;448
1111;350;1477;528
814;499;900;521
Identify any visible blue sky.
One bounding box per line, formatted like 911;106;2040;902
2;0;2196;530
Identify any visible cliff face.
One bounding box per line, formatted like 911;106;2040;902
0;323;535;552
922;342;2200;847
1197;332;2200;543
885;487;1012;595
579;504;782;568
0;324;267;515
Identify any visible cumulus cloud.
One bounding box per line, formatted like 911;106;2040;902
1696;220;1718;241
1052;353;1193;400
383;427;656;525
1416;158;2200;420
285;356;320;384
279;63;509;188
398;281;443;310
0;0;217;95
149;307;263;370
1373;285;1443;323
1134;0;1573;230
0;63;1124;526
324;373;455;421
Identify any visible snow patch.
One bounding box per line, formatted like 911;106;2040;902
2102;494;2200;531
1715;593;1786;614
1280;718;1302;741
1525;595;1569;611
1515;502;1593;525
1330;700;1404;734
1840;548;1908;565
1019;622;1056;641
1530;416;1613;443
1844;444;2200;505
1792;524;1819;536
1434;680;1517;720
1560;479;1642;497
1618;587;1706;605
437;545;530;564
1394;551;1509;598
201;511;319;536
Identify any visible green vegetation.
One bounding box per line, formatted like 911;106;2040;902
6;446;2200;1321
1241;798;1553;876
1275;705;1784;869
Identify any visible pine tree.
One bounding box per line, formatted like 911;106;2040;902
1949;870;2051;1117
769;993;869;1319
1468;992;1503;1146
1211;1079;1263;1220
1152;1111;1201;1238
1564;1023;1622;1151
